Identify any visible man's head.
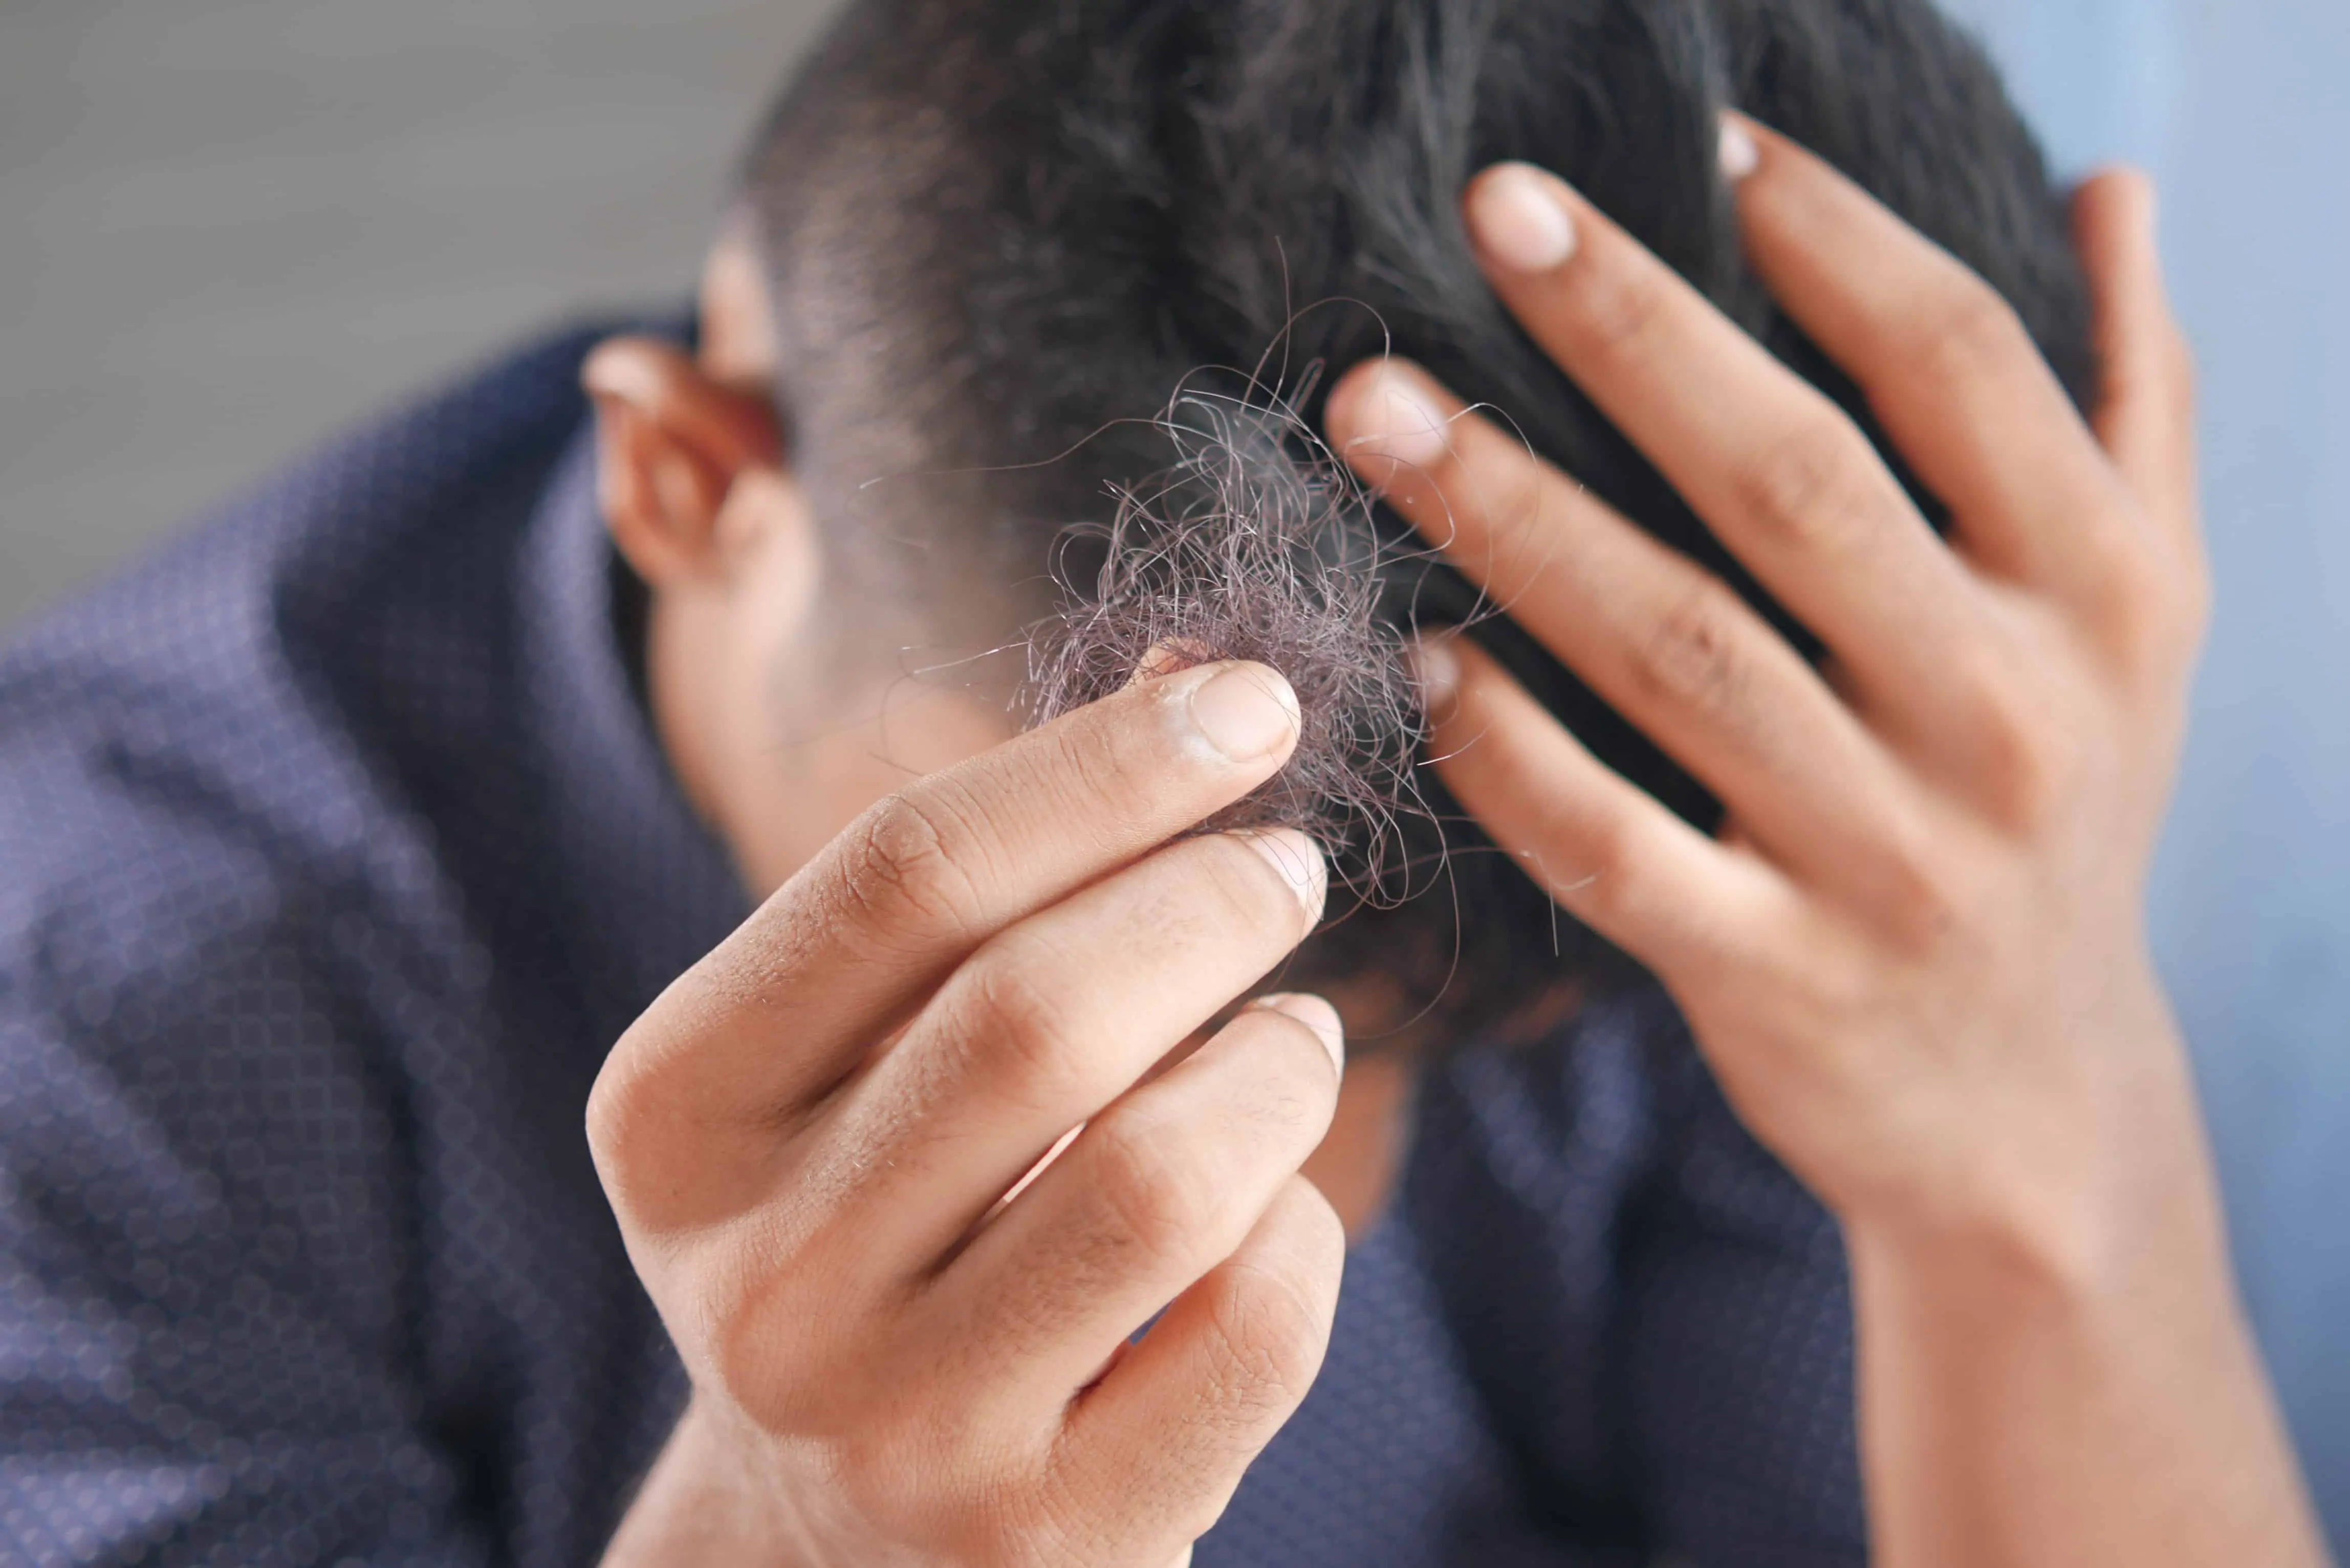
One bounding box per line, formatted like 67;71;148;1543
587;0;2092;1043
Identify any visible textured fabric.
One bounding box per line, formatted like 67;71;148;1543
0;326;1864;1566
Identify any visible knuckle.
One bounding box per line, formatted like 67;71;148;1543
1474;443;1559;555
839;788;993;944
708;1313;795;1428
2139;535;2213;661
1730;423;1884;557
833;1423;953;1538
2097;543;2170;649
1540;800;1639;920
1190;1024;1337;1166
1988;728;2069;836
1946;650;2066;832
704;1265;829;1432
1048;703;1160;826
1630;578;1750;720
1194;1257;1334;1435
2078;519;2197;676
1092;1108;1227;1262
1865;816;1967;952
1911;282;2032;386
1982;716;2068;836
581;1056;647;1185
948;942;1094;1108
1575;263;1674;360
582;1042;687;1225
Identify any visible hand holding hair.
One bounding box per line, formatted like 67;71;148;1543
1323;119;2329;1567
592;659;1345;1567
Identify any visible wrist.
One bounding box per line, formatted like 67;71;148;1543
1843;1211;2324;1568
1836;1042;2330;1568
1839;973;2225;1304
604;1395;798;1566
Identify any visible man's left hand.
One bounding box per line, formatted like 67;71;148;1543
1322;117;2326;1568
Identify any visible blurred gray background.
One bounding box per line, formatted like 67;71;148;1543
3;0;2344;1548
0;0;841;628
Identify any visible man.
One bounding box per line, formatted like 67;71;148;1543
0;1;2324;1564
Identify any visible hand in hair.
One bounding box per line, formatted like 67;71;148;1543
590;658;1340;1568
1325;120;2330;1568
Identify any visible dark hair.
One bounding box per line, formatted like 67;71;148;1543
738;0;2094;1044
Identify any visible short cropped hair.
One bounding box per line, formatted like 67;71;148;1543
737;0;2093;1041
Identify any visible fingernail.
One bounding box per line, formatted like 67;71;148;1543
1339;367;1451;470
1466;163;1579;272
1187;663;1301;763
1720;117;1760;183
1409;637;1461;718
1255;992;1346;1081
1237;827;1327;920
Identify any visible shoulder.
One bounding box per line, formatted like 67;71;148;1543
0;319;628;1027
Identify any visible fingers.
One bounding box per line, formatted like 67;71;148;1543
1413;635;1795;978
1324;361;1916;892
2072;169;2202;548
1438;155;2001;723
589;659;1302;1232
1722;119;2140;602
1051;1175;1346;1556
922;995;1344;1411
816;829;1328;1271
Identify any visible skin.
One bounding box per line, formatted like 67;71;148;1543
582;120;2331;1567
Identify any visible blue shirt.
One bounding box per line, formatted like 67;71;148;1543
0;324;1864;1566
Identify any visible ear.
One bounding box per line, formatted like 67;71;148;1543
582;334;786;589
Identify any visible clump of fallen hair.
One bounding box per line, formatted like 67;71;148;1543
1022;385;1432;904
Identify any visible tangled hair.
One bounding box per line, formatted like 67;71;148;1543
1022;381;1432;900
741;0;2093;1044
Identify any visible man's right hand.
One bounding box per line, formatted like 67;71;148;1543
589;658;1346;1568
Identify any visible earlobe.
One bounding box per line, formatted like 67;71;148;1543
583;334;786;590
